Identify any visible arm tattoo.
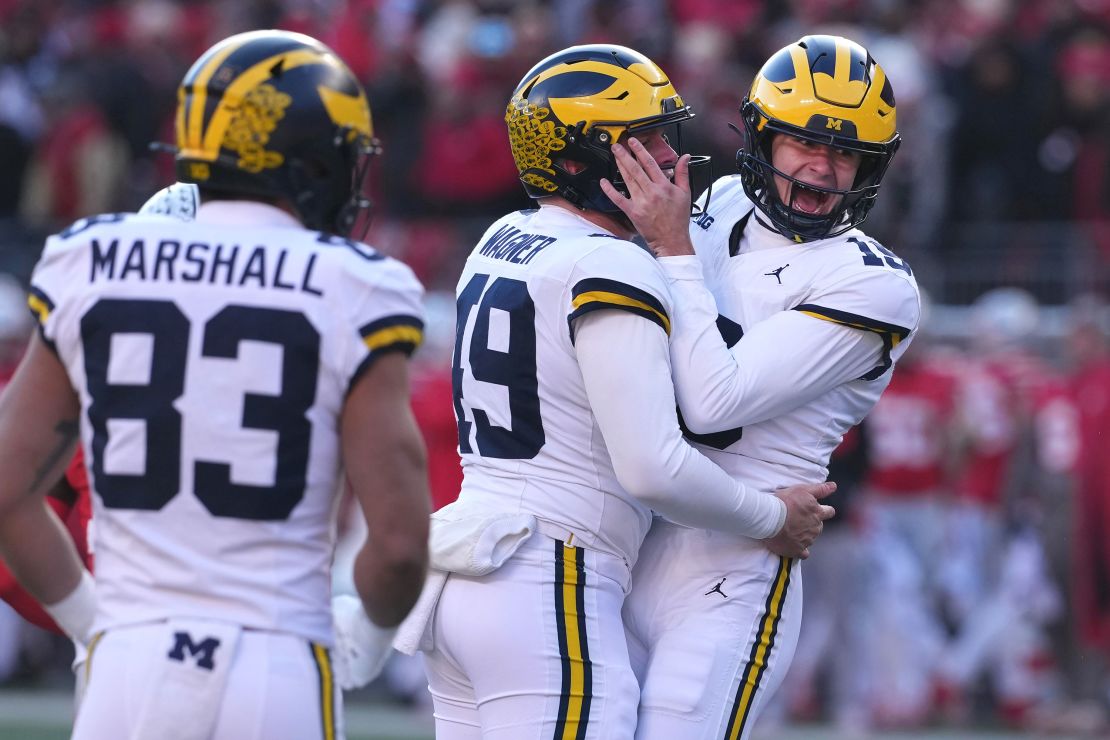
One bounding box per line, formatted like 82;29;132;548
28;419;79;495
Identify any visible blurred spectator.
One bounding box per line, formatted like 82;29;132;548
1069;296;1110;662
406;58;524;217
18;66;128;228
858;322;962;727
864;2;950;254
1038;28;1110;256
938;288;1067;727
0;4;46;219
947;35;1043;225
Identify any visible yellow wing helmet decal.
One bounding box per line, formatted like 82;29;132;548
318;85;374;141
506;55;682;190
178;45;371;171
543;60;680;142
748;35;896;144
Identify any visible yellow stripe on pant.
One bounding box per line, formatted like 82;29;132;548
310;643;336;740
723;557;793;740
554;541;592;740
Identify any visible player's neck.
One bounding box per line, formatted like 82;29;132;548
540;198;634;240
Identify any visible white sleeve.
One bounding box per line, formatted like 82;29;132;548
660;256;888;433
336;254;426;392
573;310;785;538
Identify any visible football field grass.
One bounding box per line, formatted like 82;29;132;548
0;688;1090;739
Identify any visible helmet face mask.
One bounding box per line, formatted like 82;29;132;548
506;44;710;214
737;35;900;242
172;30;381;236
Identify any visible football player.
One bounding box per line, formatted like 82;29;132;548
0;30;430;739
410;44;834;738
604;35;921;739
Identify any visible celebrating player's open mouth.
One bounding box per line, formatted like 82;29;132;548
786;180;837;215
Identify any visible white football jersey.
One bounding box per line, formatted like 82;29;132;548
452;205;675;563
29;202;424;644
678;176;921;490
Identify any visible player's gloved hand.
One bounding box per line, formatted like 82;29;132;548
764;482;837;559
331;594;397;690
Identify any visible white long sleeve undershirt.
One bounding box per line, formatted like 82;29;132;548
658;255;886;434
573;310;785;539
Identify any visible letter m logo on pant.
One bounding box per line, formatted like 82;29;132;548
168;632;221;670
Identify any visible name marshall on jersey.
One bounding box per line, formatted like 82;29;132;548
477;223;556;264
88;237;326;295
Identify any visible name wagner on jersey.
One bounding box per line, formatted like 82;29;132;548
477;222;556;264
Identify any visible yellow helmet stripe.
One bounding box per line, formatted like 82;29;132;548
199;49;323;154
185;42;241;151
834;40;850;84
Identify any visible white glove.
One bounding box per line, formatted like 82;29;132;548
331;594;397;690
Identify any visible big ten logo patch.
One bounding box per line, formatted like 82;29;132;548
168;632;222;671
693;211;715;230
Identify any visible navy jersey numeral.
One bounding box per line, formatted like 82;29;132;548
453;274;545;459
850;237;912;275
82;299;187;510
195;306;319;520
80;299;320;520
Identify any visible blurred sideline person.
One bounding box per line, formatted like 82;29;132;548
401;44;834;739
605;35;920;740
857;301;962;726
935;288;1068;727
0;29;430;740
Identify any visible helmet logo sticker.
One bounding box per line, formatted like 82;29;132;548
222;83;292;173
826;117;843;130
506;99;567;192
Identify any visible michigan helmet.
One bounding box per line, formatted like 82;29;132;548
506;44;707;213
738;35;900;241
173;30;380;236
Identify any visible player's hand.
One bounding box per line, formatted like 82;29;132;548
331;594;397;690
600;138;696;258
763;482;837;560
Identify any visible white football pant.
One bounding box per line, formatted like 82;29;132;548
423;530;639;739
624;521;802;740
73;619;342;740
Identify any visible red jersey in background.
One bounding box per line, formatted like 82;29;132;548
865;357;960;495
